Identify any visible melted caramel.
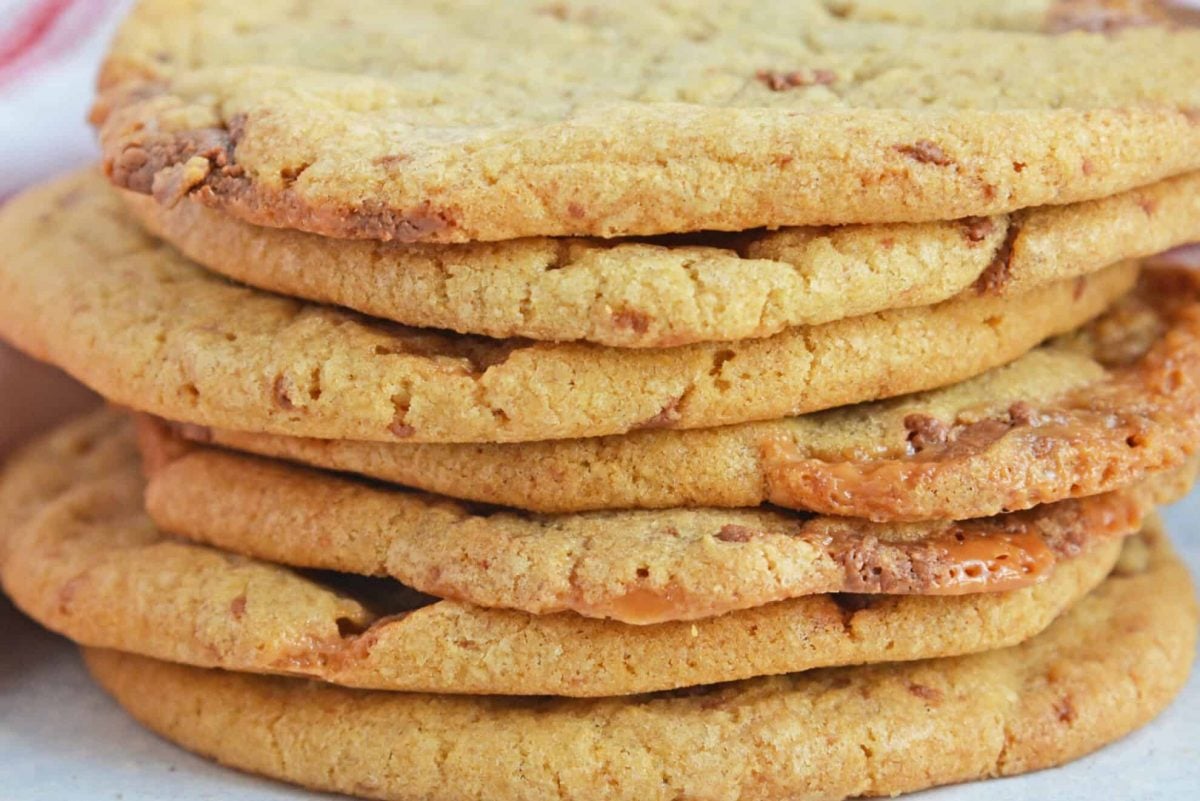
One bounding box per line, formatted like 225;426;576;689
762;271;1200;522
923;530;1056;595
762;346;1199;521
586;584;702;626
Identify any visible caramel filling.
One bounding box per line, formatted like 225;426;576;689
921;530;1056;595
759;280;1200;520
582;585;695;626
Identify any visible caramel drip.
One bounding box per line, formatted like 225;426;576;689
921;531;1056;595
762;413;1150;515
759;288;1200;520
583;585;695;626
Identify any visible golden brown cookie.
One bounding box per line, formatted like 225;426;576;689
96;1;1200;242
122;170;1200;347
1;411;1132;696
192;267;1200;519
0;171;1135;443
81;524;1197;800
830;0;1200;32
136;413;1190;623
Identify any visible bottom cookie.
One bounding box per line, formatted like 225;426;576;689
84;526;1196;801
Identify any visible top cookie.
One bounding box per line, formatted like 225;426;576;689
95;0;1200;242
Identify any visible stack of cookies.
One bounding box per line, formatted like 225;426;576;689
2;2;1200;798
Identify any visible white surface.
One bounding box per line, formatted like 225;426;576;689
0;493;1197;801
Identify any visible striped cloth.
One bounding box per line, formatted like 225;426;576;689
0;0;130;201
0;0;127;456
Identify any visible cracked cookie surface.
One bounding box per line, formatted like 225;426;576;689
122;171;1200;347
196;268;1200;519
95;1;1200;241
0;170;1134;443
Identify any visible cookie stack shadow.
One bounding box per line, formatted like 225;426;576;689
3;3;1200;799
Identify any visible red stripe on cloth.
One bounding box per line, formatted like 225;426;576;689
0;0;109;89
0;0;75;70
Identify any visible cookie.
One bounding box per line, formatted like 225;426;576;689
192;267;1200;519
137;413;1190;623
95;1;1200;242
80;524;1197;800
830;0;1200;32
0;171;1134;443
122;170;1200;347
0;411;1127;696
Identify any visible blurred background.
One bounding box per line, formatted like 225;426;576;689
0;0;132;457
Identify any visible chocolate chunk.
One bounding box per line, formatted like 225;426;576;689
715;524;755;543
755;68;836;91
904;414;949;452
894;140;953;166
635;396;682;429
962;217;996;244
907;683;944;703
973;222;1022;294
1008;401;1039;426
612;309;652;334
272;374;295;410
